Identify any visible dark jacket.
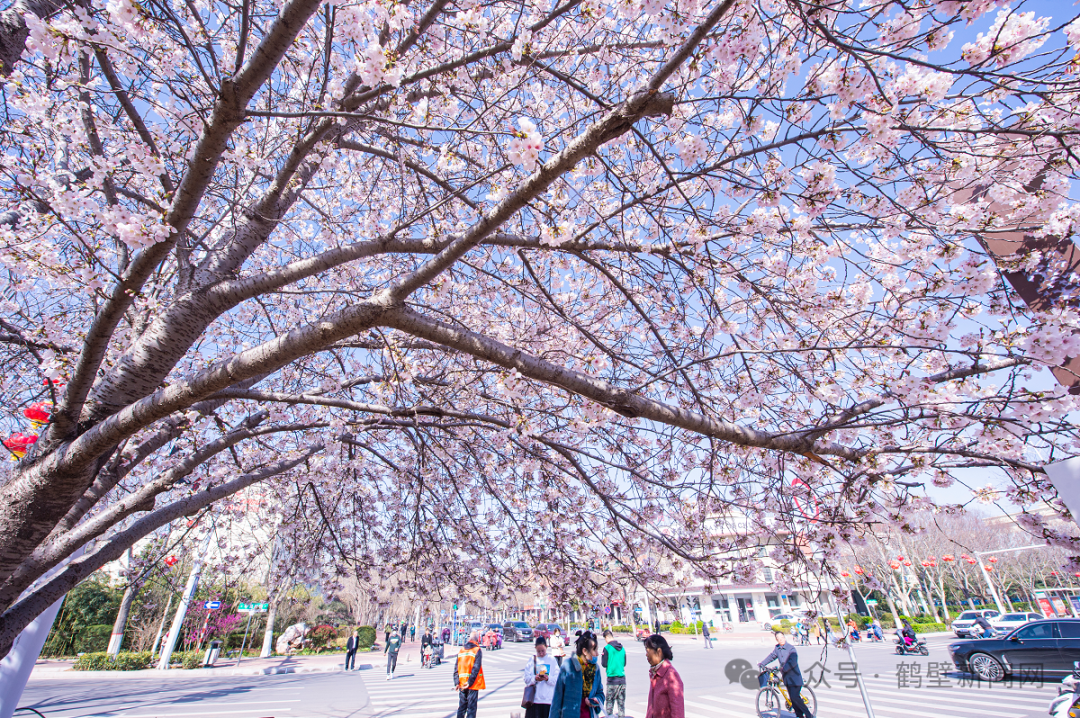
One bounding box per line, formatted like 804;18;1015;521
760;643;803;687
550;654;605;718
385;634;402;654
422;632;433;648
346;636;358;652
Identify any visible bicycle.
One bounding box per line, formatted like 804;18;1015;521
756;669;817;718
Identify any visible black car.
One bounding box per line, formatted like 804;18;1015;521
503;621;533;642
948;618;1080;681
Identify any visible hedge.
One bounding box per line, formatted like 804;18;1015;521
357;625;376;648
73;651;153;671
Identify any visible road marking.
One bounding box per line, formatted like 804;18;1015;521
88;710;294;718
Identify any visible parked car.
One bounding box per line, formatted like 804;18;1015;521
533;622;563;639
948;618;1080;681
951;609;1001;637
988;612;1045;636
503;621;533;642
762;612;810;632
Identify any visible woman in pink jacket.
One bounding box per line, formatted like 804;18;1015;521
644;635;685;718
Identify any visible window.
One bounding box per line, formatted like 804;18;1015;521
763;568;773;582
757;546;768;558
1058;622;1080;639
1015;622;1055;640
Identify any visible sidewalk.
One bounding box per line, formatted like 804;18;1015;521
28;635;455;680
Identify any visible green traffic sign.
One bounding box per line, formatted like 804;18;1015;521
238;602;269;612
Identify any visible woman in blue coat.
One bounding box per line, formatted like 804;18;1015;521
550;631;606;718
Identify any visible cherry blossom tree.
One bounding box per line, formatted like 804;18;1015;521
2;0;1080;661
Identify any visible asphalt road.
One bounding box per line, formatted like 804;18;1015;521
16;633;1065;718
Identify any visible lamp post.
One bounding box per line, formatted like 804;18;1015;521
974;545;1044;615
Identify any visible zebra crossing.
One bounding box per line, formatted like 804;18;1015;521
359;640;1062;718
623;668;1061;718
360;644;535;718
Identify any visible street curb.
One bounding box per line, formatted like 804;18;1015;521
28;662;373;679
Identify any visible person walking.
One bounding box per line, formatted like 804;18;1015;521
345;629;359;671
644;634;684;718
385;628;403;680
454;631;486;718
410;624;417;642
522;636;561;718
550;631;605;718
758;630;811;718
550;627;566;667
811;620;824;645
701;621;712;649
602;630;627;718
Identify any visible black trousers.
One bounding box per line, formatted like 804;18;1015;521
786;683;811;718
525;703;551;718
345;650;356;670
457;689;479;718
387;652;398;674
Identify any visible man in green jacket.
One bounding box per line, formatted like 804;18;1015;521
601;630;626;718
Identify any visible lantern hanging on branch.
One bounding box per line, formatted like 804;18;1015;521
921;561;931;567
903;559;912;567
3;433;38;459
840;571;850;578
164;556;178;567
988;556;998;564
22;402;51;428
854;565;864;575
890;561;901;570
942;554;955;562
966;557;977;565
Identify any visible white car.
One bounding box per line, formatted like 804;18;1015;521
763;612;810;631
988;612;1045;635
951;609;1000;637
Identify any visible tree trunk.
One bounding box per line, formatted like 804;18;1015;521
260;600;276;658
106;580;140;656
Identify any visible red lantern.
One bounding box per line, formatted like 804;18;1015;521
1052;571;1060;576
890;561;901;570
942;554;955;562
164;555;178;567
966;557;977;564
1074;573;1080;578
960;553;971;560
854;565;864;575
984;565;993;572
988;556;998;563
840;571;850;578
3;433;38;459
22;402;51;426
921;561;931;567
896;555;905;561
903;559;912;567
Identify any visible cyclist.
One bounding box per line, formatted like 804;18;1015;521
972;615;994;639
759;630;812;718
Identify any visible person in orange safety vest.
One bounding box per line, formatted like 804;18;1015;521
454;631;486;718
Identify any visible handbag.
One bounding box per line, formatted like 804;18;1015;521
522;658;537;708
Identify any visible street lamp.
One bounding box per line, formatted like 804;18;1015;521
973;545;1045;614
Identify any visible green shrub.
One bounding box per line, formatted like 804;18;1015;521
357;625;376;648
73;651;152;671
911;622;947;633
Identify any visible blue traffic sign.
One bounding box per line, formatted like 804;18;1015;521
204;601;222;610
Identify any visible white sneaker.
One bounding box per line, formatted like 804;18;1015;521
386;674;391;680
